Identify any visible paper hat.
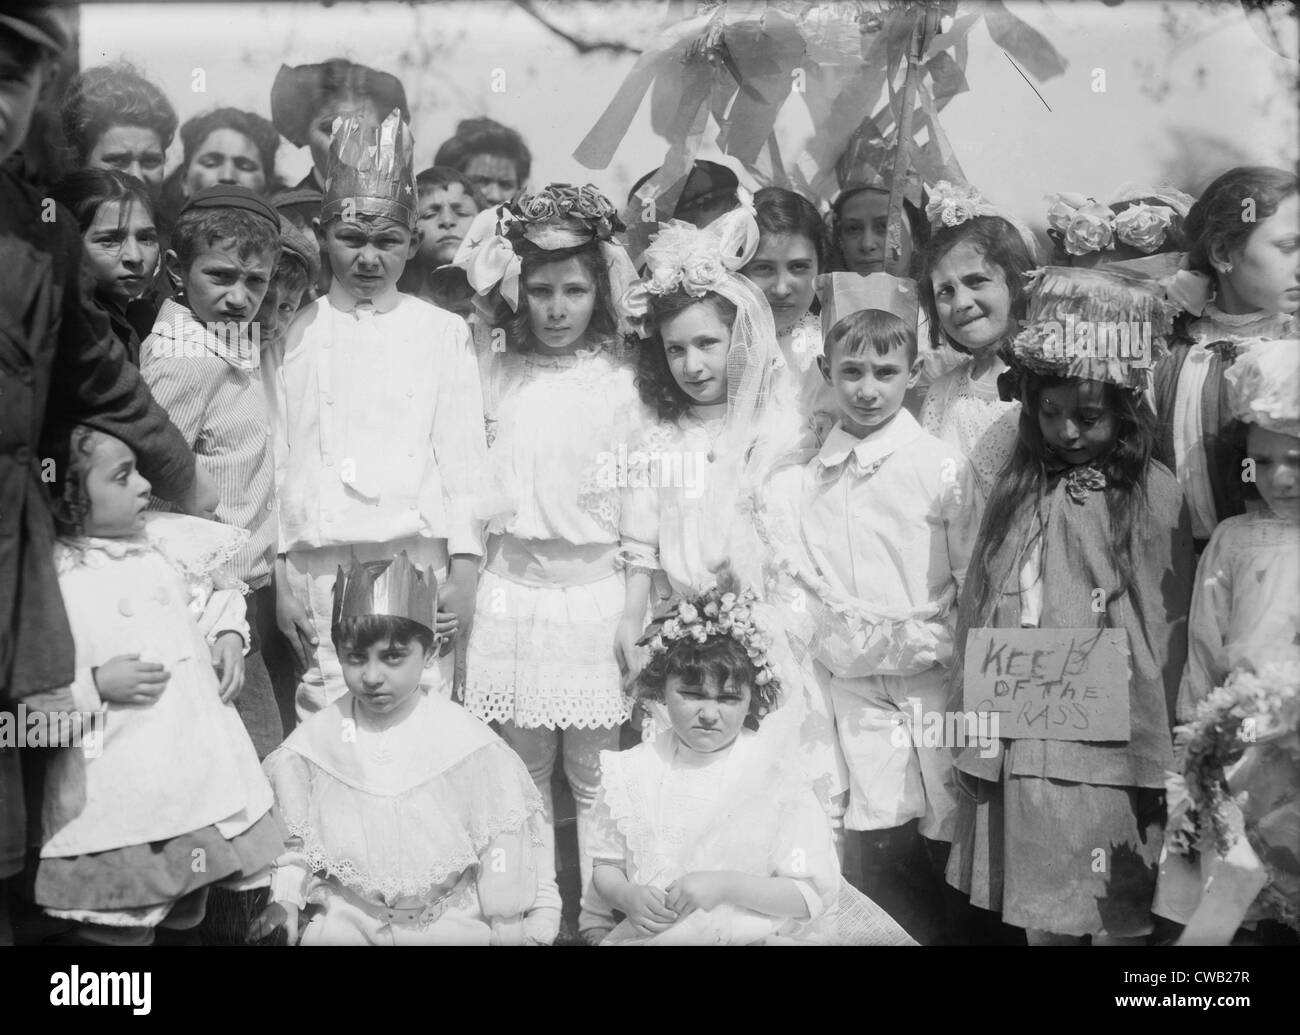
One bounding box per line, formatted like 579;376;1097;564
321;108;417;228
1225;338;1300;438
815;272;918;338
331;552;438;635
1010;265;1177;391
270;60;409;148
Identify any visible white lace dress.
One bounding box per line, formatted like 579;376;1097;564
263;690;549;945
463;344;650;729
920;359;1020;504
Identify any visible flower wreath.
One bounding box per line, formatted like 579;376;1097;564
1045;192;1178;257
923;180;1040;260
636;576;781;696
1165;660;1300;930
504;182;624;251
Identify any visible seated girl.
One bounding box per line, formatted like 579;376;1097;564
31;426;283;945
589;574;914;945
250;553;550;945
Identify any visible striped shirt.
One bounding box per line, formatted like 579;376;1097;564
141;298;277;585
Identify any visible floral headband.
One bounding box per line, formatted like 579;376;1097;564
1224;338;1300;438
924;180;1040;260
453;183;625;311
506;183;624;252
1045;192;1180;257
637;581;780;692
617;206;761;336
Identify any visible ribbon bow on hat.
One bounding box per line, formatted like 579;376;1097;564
618;205;761;334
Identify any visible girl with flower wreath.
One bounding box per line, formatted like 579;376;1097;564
450;183;647;945
944;264;1195;945
1153;339;1300;941
1151;166;1299;549
917;181;1042;505
615;208;848;887
588;573;915;945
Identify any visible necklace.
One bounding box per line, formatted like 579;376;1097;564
687;405;727;462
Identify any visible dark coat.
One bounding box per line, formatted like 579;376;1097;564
0;166;195;877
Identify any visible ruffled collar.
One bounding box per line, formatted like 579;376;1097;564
523;340;605;369
55;531;151;571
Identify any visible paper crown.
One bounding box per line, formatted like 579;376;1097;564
815;272;918;338
321;108;417;228
1010;265;1177;392
1225;338;1300;438
331;552;438;635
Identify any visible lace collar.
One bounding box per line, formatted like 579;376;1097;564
523;340;606;370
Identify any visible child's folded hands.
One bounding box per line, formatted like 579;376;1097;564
93;654;170;705
622;884;679;936
665;871;733;915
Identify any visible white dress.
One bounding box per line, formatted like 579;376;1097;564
588;711;915;945
920;360;1020;505
263;690;549;945
463;344;650;729
40;516;276;926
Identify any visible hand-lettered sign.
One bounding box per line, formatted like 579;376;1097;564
962;628;1131;742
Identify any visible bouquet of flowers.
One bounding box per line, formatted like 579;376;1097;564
1166;660;1300;930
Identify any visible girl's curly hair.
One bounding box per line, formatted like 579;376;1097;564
632;288;738;422
50;425;109;536
635;633;777;729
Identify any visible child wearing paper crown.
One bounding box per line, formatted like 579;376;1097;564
750;271;979;944
267;110;486;720
1154;338;1300;939
945;265;1195;944
588;573;915;945
249;553;550;945
30;426;283;945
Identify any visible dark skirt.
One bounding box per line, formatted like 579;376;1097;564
945;761;1165;938
35;807;287;912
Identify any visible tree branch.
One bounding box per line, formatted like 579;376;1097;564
511;0;642;56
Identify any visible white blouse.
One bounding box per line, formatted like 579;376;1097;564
920;359;1020;504
479;345;648;546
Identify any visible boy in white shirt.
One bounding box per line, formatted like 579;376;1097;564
764;273;979;943
269;109;485;718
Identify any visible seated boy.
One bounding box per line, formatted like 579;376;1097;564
140;183;284;758
762;273;979;944
250;553;551;945
269;109;486;719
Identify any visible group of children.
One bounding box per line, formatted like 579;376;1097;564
2;7;1296;947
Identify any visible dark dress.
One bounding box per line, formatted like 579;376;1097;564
944;461;1194;936
0;167;195;879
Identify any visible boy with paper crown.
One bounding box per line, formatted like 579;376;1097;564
267;109;486;720
251;553;549;945
753;271;979;944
